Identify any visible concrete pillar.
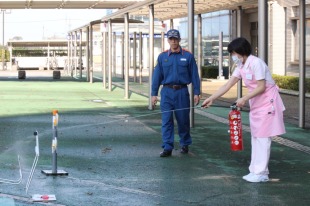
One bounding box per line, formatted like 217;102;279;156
124;13;129;99
108;19;112;91
188;0;195;127
298;0;306;128
148;4;154;110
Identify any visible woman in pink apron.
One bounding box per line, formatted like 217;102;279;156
202;37;286;183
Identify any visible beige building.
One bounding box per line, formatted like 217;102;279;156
231;0;309;77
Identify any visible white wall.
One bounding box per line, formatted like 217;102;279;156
270;1;286;75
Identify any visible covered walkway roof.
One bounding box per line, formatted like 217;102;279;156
130;0;258;21
7;40;74;47
0;0;259;20
93;0;260;22
0;1;303;21
0;0;140;9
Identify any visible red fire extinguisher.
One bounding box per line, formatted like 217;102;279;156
228;103;243;151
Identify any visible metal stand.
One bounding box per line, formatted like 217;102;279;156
42;110;68;176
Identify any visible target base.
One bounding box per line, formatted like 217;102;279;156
32;194;56;202
41;170;68;176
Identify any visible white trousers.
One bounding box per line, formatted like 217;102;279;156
249;136;272;175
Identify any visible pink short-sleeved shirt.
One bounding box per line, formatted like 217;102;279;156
232;55;274;85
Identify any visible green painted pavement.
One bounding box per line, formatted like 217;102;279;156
0;76;309;206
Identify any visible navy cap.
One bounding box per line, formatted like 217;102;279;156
167;29;180;39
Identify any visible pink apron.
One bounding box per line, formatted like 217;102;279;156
239;59;286;138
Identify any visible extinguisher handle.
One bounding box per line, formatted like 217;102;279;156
230;102;238;110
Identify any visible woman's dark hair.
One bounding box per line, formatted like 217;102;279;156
227;37;252;56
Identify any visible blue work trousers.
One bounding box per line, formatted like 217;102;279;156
160;86;192;151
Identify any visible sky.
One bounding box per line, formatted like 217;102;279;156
2;9;108;44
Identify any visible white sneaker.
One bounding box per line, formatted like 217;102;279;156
242;173;255;180
243;174;269;183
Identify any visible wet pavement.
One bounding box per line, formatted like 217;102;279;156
0;70;310;206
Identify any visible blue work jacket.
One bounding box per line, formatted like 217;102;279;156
151;47;201;96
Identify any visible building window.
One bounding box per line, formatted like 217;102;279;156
202;11;230;66
177;10;231;66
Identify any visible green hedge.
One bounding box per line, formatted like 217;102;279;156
201;66;229;79
201;67;310;93
272;74;310;93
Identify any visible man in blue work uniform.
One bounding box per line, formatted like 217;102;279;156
151;29;201;157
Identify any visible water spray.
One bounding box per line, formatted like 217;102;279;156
0;155;22;185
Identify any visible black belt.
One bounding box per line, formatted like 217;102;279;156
163;84;187;90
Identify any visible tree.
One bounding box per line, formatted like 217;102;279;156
0;46;10;62
10;36;23;41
